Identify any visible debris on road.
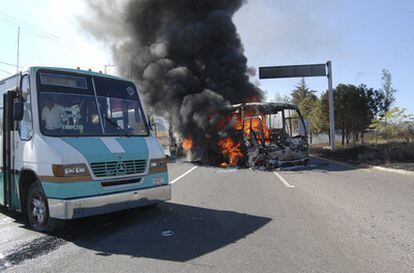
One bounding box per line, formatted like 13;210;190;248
160;230;174;237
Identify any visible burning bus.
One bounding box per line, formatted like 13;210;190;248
184;102;309;169
222;102;309;169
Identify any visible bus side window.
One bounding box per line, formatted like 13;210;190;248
18;75;33;140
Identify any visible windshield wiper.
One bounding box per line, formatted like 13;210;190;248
104;116;131;137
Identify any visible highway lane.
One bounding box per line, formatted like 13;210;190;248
1;158;413;272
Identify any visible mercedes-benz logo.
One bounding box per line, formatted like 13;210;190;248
116;162;127;175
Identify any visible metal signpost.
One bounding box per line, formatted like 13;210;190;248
259;61;336;150
326;61;335;150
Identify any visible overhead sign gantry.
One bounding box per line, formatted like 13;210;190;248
259;61;336;151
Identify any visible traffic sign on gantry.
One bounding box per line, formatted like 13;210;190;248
259;64;327;79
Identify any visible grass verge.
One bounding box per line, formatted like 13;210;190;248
311;142;414;172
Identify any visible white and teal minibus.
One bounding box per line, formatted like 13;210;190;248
0;67;170;231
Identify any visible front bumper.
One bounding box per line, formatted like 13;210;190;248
47;185;171;219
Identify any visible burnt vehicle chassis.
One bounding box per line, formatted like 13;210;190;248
224;102;309;169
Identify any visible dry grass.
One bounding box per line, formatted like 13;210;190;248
311;142;414;165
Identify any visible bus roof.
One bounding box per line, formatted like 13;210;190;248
1;66;132;84
29;66;129;82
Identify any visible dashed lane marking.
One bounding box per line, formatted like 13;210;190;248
170;166;198;184
273;171;295;188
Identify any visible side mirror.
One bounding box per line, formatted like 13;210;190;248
12;98;24;121
147;114;153;131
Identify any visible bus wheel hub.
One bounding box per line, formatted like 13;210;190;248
32;198;46;224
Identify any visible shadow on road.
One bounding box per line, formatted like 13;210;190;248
0;206;24;222
186;156;371;174
55;202;271;262
278;156;371;173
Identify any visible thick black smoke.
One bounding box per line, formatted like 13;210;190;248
82;0;263;143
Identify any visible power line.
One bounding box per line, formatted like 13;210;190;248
0;17;49;39
0;10;108;69
0;11;87;55
0;11;60;38
0;11;61;41
0;15;71;47
0;60;22;68
0;68;13;75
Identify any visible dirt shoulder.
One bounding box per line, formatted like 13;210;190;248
311;142;414;172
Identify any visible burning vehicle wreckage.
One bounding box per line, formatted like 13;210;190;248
180;102;309;170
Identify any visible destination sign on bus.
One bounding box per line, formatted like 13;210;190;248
40;73;87;89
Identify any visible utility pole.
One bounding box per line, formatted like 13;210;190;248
327;61;335;151
104;64;115;74
16;27;20;74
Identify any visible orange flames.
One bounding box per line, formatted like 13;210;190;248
234;113;271;144
218;138;243;167
182;138;193;150
183;111;271;167
216;113;271;167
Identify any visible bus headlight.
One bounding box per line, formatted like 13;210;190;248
52;164;90;177
149;158;167;174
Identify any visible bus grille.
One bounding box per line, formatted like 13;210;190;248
90;160;147;177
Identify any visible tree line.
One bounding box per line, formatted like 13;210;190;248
275;70;414;145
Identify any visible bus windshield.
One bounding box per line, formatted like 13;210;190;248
37;71;149;137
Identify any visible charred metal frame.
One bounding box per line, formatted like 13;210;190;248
226;102;309;169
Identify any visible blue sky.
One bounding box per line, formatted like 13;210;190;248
0;0;413;113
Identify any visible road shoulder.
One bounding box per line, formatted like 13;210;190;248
312;154;414;176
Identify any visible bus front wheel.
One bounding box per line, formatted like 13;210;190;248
26;182;50;232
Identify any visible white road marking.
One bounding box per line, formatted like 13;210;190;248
170;166;198;184
273;171;295;188
0;217;13;225
372;166;414;176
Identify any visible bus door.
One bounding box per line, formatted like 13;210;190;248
1;75;31;210
2;90;17;208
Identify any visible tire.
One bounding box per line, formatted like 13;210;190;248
25;182;52;232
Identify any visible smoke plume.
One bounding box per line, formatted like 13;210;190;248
81;0;263;142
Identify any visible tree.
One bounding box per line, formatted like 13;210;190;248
355;84;375;143
377;69;397;117
322;84;374;145
288;78;322;143
378;108;414;142
273;92;292;103
291;78;317;106
320;91;332;141
308;99;328;136
358;84;381;119
298;96;317;119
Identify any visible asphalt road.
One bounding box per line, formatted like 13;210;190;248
1;157;413;273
